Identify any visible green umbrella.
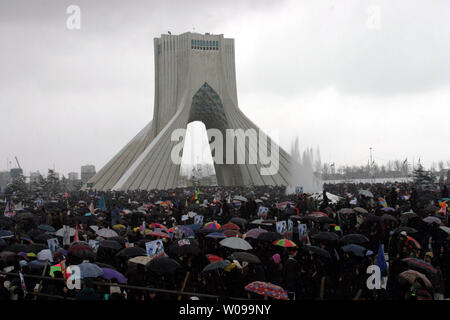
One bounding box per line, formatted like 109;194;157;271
201;260;231;273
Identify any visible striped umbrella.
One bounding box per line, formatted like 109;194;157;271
402;258;437;274
204;222;221;230
245;281;289;300
273;238;297;248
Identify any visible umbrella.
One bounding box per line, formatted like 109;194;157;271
202;260;231;273
381;207;395;212
204;222;221;230
255;199;263;203
89;226;99;232
406;236;422;249
112;224;126;230
185;224;202;231
301;245;331;259
358;190;374;198
244;281;289;300
168;239;201;256
354;207;369;214
341;244;366;257
223;229;243;238
94;262;117;270
402;258;437;275
116;247;146;258
149;223;169;233
402;211;418;218
148;231;171;239
0;217;14;227
338;208;355;215
317;216;335;224
0;251;20;265
219;237;252;250
55;227;76;237
99;240;123;251
439;226;450;234
6;243;29;253
228;252;261;264
128;256;152;266
277;201;295;210
13;211;34;220
311;232;339;242
399;270;432;289
273;238;297;248
146;257;181;275
422;216;441;225
206;254;223;263
245;228;267;239
233;195;248;202
33;233;53;243
230;217;247;226
257;232;283;242
308;212;328;218
222;222;240;231
380;214;398;222
27;260;48;270
195;228;217;235
205;232;227;240
68;243;96;260
73;263;104;279
100;268;127;284
393;227;418;235
250;219;274;226
96;228;119;238
38;224;56;233
37;249;52;261
0;230;14;238
340;234;370;245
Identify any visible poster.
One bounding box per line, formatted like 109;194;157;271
88;240;99;253
145;240;165;259
295;186;303;194
298;224;308;240
258;206;269;218
287;220;293;232
276;221;287;234
178;239;191;246
194;215;203;225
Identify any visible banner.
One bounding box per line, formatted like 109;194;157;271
47;238;60;259
295;186;303;194
145;240;165;259
88;240;99;253
62;225;71;246
298;224;308;240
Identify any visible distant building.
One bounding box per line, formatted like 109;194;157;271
68;172;79;181
30;171;42;184
0;171;12;191
81;165;96;183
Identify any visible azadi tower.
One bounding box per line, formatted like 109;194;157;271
87;32;294;191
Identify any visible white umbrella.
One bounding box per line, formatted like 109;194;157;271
37;249;52;261
219;237;253;251
89;225;99;232
358;190;374;198
188;211;197;218
233;195;248;202
439;226;450;234
255;199;263;203
96;228;119;238
55;227;76;237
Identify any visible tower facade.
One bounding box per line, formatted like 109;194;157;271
87;32;293;191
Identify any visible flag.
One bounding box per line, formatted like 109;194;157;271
73;225;79;243
64;192;68;198
378;197;388;208
19;272;27;296
89;202;95;215
438;201;447;215
376;242;387;273
4;201;14;218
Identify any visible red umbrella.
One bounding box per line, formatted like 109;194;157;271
222;222;240;231
148;231;171;239
309;212;328;218
206;254;223;263
406;236;422;249
399;270;432;289
223;229;243;238
149;223;169;233
245;281;289;300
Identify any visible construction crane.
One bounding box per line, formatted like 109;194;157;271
15;156;21;170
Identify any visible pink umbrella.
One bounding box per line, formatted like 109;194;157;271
245;228;267;239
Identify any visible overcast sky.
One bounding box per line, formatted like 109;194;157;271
1;0;449;177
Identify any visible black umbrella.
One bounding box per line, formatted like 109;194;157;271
257;232;283;242
300;216;319;223
0;217;14;228
99;240;123;251
195;228;217;235
68;243;96;260
146;257;181;275
5;243;28;253
317;217;335;224
227;252;261;264
116;247;146;258
363;214;381;222
33;233;53;244
301;245;331;259
339;234;370;245
26;243;48;253
94;262;117;270
311;232;339;242
381;214;398;222
168;240;201;256
230;217;247;227
393;227;418;235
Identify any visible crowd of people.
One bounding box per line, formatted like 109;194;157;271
0;181;448;300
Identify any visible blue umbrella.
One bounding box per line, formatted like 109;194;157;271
74;263;104;279
0;230;14;238
100;268;127;284
341;244;366;257
38;224;56;232
185;224;202;231
381;207;395;212
205;232;227;239
178;226;195;237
